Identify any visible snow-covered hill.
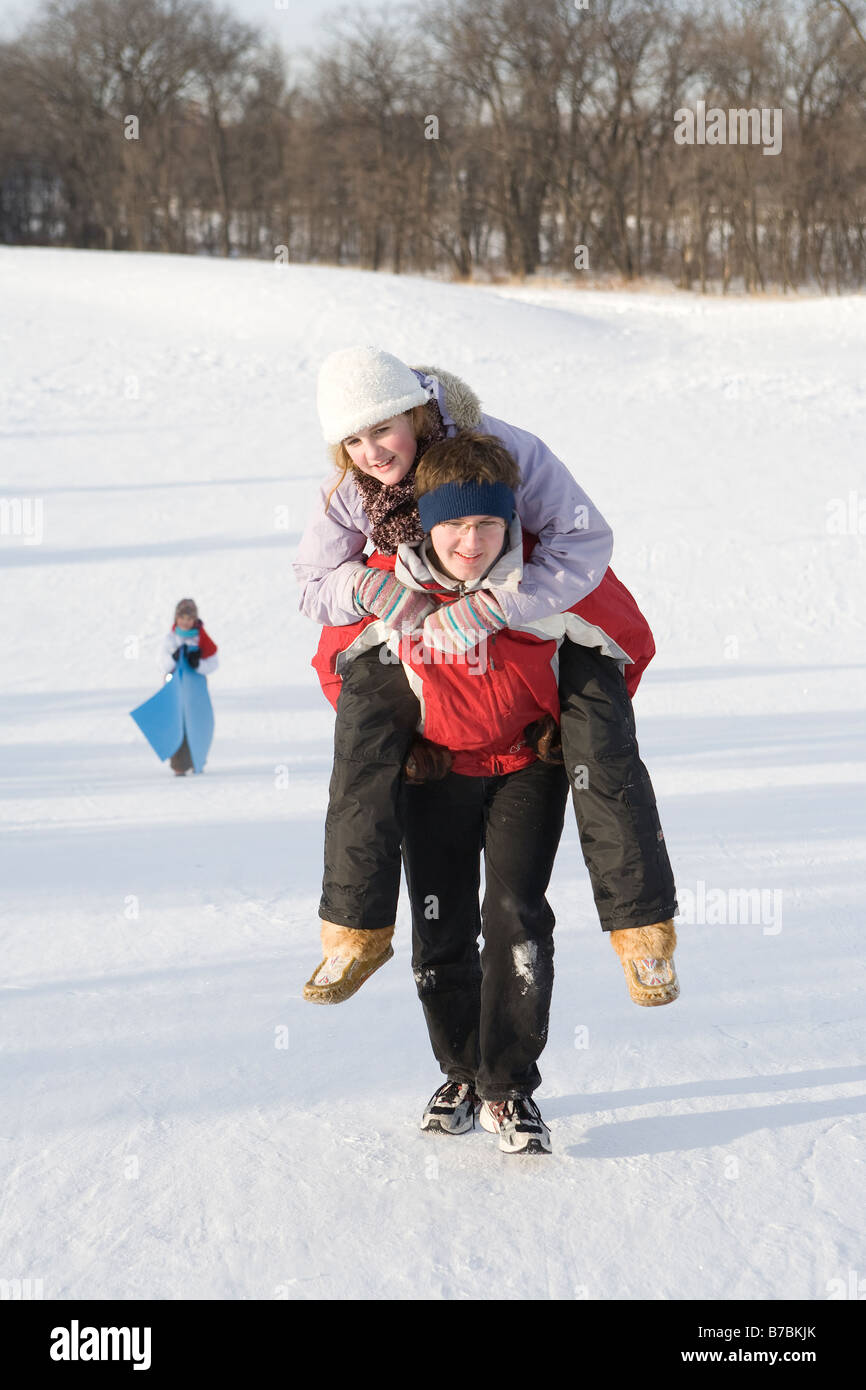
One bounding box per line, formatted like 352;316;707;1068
1;247;864;1299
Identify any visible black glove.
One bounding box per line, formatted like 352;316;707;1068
186;649;201;668
171;647;182;662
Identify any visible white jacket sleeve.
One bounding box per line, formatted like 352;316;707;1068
293;478;371;626
479;412;614;625
158;634;218;676
159;632;179;675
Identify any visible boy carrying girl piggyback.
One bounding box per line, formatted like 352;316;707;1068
294;348;680;1153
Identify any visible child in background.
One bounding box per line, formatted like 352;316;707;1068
159;598;219;776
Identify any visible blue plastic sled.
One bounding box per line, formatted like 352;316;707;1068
130;649;214;773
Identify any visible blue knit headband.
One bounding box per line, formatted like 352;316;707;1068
416;480;515;533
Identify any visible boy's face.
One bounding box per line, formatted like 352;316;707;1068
430;515;508;583
342;413;417;485
175;615;195;630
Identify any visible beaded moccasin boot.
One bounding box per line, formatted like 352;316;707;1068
609;921;680;1006
302;921;395;1004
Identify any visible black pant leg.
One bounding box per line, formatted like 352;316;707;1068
476;759;569;1101
401;773;485;1086
558;641;678;932
319;646;420;929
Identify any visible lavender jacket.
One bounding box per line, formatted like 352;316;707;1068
293;366;613;628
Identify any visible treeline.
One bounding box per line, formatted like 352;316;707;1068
2;0;866;291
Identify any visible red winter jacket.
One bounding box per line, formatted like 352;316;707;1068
311;530;655;777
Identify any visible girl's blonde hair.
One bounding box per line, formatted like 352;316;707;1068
324;403;437;512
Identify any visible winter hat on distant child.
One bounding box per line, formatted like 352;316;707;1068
175;598;198;621
316;345;428;445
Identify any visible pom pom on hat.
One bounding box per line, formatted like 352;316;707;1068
316;345;429;445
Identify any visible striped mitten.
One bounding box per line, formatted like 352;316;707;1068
352;567;435;632
421;590;508;655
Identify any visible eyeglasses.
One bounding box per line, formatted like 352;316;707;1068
437;518;507;536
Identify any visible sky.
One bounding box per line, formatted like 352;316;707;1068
0;0;400;59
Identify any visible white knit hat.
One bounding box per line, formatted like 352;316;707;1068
316;345;429;445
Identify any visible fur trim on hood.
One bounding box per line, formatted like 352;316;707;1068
412;365;483;431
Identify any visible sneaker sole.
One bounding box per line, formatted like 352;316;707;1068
492;1133;552;1155
420;1117;475;1136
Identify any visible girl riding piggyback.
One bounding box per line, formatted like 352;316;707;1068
293;346;680;1009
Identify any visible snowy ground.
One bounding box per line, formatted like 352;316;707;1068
1;247;864;1301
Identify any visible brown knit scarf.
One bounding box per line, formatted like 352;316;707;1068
352;401;449;554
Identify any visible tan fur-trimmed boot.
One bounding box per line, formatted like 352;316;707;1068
302;921;395;1004
609;920;680;1006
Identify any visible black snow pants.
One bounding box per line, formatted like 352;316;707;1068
557;638;678;930
401;758;569;1100
319;642;677;932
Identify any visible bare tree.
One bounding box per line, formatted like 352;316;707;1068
2;0;865;291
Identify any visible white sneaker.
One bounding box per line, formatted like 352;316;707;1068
421;1080;480;1136
479;1096;552;1154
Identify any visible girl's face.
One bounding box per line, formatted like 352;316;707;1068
175;615;195;630
430;516;508;584
342;413;418;485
